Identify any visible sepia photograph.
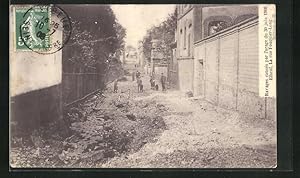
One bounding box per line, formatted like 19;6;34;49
9;4;277;168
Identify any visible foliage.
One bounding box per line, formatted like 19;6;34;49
62;5;126;72
65;21;96;70
142;9;177;62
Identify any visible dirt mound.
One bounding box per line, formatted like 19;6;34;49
10;85;169;168
55;93;168;167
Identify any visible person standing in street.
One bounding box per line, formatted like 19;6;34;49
160;73;166;91
136;70;141;79
113;79;118;93
132;71;135;81
139;79;144;92
150;75;155;89
137;78;143;93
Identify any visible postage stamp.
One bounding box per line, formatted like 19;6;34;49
16;6;51;50
15;5;72;54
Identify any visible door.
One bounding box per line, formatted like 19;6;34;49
197;59;204;96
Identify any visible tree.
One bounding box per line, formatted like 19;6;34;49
142;9;177;63
61;5;126;73
114;21;126;59
63;20;96;72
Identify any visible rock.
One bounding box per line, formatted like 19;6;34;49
92;107;102;112
143;103;149;108
185;91;193;98
103;115;111;121
116;103;124;108
103;150;115;158
126;113;136;121
156;104;164;108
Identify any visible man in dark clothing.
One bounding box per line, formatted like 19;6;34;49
113;79;118;93
150;75;155;89
160;73;166;91
139;80;144;92
136;71;141;79
137;78;143;93
132;72;135;81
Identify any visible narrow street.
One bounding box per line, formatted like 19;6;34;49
10;69;276;168
97;71;276;168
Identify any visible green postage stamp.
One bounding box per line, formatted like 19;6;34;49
15;6;51;51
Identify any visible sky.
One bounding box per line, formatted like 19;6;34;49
111;5;175;49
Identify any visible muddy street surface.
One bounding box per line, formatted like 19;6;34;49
10;71;276;168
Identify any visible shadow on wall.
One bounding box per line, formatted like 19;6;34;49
10;84;65;137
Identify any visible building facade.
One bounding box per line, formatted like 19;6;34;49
176;4;258;93
176;5;195;92
150;39;168;79
168;37;178;89
175;4;275;118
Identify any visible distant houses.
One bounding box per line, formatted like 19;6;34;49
124;45;138;65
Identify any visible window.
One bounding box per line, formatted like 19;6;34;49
183;26;186;49
208;21;228;36
187;34;191;56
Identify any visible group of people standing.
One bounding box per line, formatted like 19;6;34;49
113;70;167;94
150;73;166;91
132;70;143;93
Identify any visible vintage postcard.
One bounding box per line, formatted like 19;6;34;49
9;4;276;168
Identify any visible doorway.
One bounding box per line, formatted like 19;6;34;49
196;59;204;96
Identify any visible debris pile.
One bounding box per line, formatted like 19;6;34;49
11;77;168;168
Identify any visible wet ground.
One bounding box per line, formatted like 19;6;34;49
10;70;276;168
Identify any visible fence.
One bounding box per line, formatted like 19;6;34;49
62;72;105;105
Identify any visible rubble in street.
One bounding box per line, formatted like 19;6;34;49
10;75;168;168
10;74;276;168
